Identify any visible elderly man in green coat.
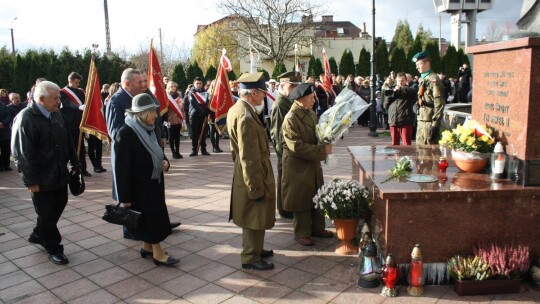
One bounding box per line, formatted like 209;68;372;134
227;72;276;271
282;83;334;246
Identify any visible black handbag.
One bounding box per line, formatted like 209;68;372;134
102;203;142;229
68;167;85;196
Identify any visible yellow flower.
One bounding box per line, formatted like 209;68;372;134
459;134;469;143
466;137;476;146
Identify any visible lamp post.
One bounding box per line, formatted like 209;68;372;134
10;17;17;55
368;0;378;137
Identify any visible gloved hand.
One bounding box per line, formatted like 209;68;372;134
429;126;439;143
78;104;86;111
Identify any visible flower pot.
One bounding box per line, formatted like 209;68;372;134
451;150;490;173
453;279;521;296
334;218;358;255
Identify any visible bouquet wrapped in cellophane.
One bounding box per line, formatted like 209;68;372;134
316;88;370;166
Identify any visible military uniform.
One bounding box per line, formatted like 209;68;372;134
227;73;276;269
281;84;328;241
269;71;301;219
413;51;445;145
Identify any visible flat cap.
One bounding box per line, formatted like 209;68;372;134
412;51;430;63
289;83;315;101
277;71;301;84
237;72;267;90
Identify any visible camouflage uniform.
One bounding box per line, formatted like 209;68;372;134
416;71;445;145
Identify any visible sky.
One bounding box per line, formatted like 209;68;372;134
0;0;522;57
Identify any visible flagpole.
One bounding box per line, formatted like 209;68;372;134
368;0;379;137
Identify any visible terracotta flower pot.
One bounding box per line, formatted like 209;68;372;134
451;150;490;173
334;218;359;255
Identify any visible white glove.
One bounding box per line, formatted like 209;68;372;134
79;104;86;111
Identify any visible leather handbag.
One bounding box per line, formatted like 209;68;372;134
102;203;142;229
68;167;85;196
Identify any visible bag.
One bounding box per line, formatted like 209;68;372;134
102;203;142;229
68;167;85;196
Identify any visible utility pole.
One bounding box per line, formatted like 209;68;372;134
10;17;17;55
103;0;112;56
159;28;163;60
438;13;442;53
368;0;378;137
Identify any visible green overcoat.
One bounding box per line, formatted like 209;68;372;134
281;102;326;212
226;99;276;230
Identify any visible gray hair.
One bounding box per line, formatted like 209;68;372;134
238;88;257;97
34;81;60;100
8;92;20;100
120;68;142;84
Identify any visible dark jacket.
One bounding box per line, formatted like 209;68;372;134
7;102;27;125
383;86;417;127
60;86;85;131
11;103;79;190
0;102;11;140
188;88;209;120
114;124;171;243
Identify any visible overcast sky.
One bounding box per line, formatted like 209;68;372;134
0;0;522;56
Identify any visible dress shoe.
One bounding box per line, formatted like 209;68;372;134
49;253;69;265
312;230;334;238
28;233;42;245
170;222;182;229
3;167;13;171
93;167;107;173
260;249;274;258
177;153;183;159
242;260;274;271
213;148;223;153
189;152;197;157
279;211;294;219
82;171;92;177
295;236;314;246
140;248;168;258
123;233;141;241
153;256;180;266
201;150;211;156
172;153;180;159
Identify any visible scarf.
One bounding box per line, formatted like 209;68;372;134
125;114;164;182
420;69;432;80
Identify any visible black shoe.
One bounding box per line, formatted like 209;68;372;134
123;233;141;241
279;211;293;219
172;153;180;159
49;253;69;265
28;233;42;245
82;171;92;177
213;148;223;153
189;152;197;157
153;256;180;266
93;167;106;173
242;260;274;271
140;248;168;258
3;167;13;171
177;154;183;159
201;150;211;156
260;249;274;258
170;222;181;229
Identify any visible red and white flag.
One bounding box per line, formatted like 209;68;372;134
209;49;235;134
80;58;109;142
321;48;336;97
148;43;169;116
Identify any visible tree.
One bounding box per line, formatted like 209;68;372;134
357;47;371;77
192;20;240;75
390;20;414;55
406;33;423;76
313;58;323;78
0;47;14;91
442;45;459;77
205;65;217;81
390;47;407;74
271;62;287;79
457;48;470;71
414;24;433;49
172;63;188;92
228;69;237;80
424;40;442;73
338;50;355;77
375;40;390;78
218;0;324;66
328;57;338;76
257;68;270;81
186;61;204;82
12;54;28;96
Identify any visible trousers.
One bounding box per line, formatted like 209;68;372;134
31;186;68;254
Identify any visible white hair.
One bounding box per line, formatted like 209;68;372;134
238;88;257;97
34;81;60;100
120;68;141;84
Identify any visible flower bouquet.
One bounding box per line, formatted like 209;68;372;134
313;178;372;220
381;156;413;183
316;88;370;166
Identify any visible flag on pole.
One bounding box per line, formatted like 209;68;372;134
80;58;109;142
209;49;234;134
321;48;336;97
148;42;168;116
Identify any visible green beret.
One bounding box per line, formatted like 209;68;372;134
289;83;315;100
412;51;430;63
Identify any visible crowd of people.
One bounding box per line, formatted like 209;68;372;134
3;50;468;270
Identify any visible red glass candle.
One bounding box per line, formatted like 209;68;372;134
409;260;423;286
438;158;449;173
382;265;398;288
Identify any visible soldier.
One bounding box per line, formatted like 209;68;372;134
270;71;301;219
412;51;445;145
227;72;276;271
281;83;334;246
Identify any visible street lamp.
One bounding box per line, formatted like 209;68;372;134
10;17;17;54
368;0;378;137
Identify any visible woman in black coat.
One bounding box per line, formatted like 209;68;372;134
114;93;179;266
